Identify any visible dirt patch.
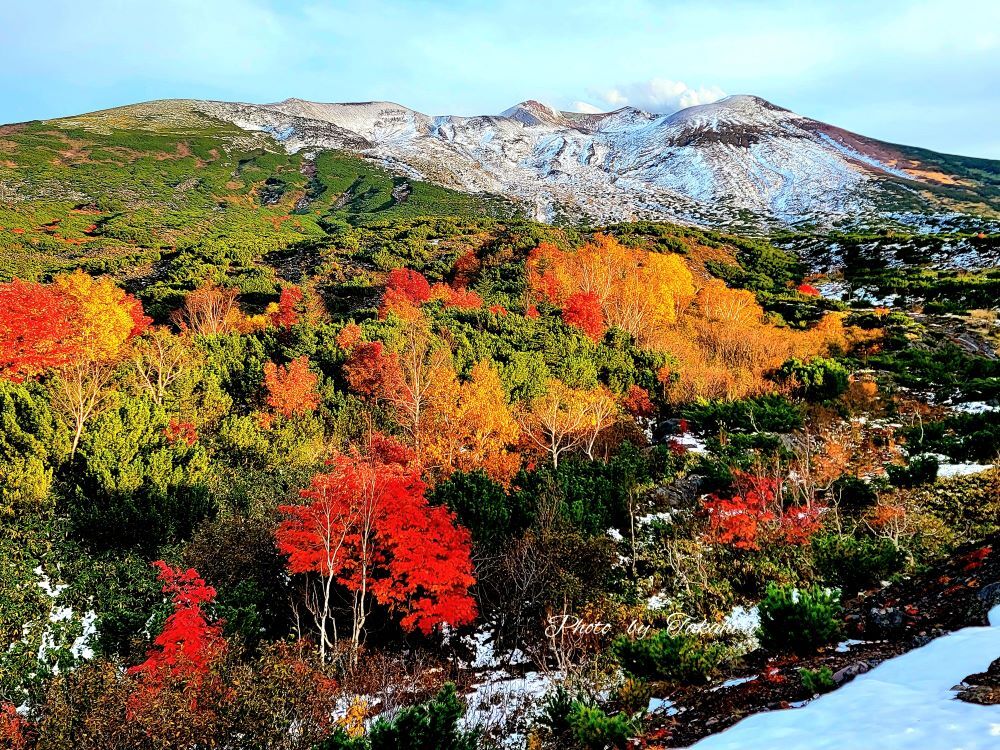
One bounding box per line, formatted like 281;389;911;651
902;168;970;186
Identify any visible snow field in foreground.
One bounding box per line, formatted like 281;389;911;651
687;605;1000;749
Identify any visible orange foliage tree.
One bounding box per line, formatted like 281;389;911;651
263;356;321;418
527;234;694;346
423;360;522;484
663;279;850;402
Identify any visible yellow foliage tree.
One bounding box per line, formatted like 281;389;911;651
54;270;138;361
528;234;694;346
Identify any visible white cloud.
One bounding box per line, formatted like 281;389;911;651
571;101;604;114
582;78;726;114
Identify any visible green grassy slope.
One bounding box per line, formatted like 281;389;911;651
0;111;514;283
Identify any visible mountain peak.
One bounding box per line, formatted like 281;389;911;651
499;100;566;126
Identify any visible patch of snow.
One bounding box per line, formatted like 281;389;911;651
835;639;868;653
461;670;553;748
638;511;675;526
724;605;761;636
712;675;758;691
647;592;671;611
950;401;999;415
937;462;995;478
687;605;1000;749
672;433;708;454
648;696;678;715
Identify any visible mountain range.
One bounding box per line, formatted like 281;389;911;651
18;94;1000;229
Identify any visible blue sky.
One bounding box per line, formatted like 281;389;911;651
3;0;998;157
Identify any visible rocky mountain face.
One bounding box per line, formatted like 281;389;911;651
53;95;1000;229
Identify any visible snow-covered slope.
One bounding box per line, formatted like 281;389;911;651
112;95;997;228
686;605;1000;749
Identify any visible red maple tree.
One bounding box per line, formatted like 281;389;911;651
276;435;476;659
342;341;404;403
0;278;81;381
562;290;605;341
264;356;321;417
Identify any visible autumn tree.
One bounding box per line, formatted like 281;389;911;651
381;268;432;317
518;380;591;468
424;360;522;484
131;327;192;406
171;280;240;336
47;272;150;455
54;270;149;361
342;340;404;407
579;386;621;460
703;472;823;550
264;356;320;418
0;278;81;381
391;314;455;455
268;286;304;329
431;282;483;310
528;235;694;346
0;703;31;750
130;562;226;689
277;436;477;662
562;291;605;341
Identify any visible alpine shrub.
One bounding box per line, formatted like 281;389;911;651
799;666;835;695
758;583;842;654
568;703;635;750
613;630;724;684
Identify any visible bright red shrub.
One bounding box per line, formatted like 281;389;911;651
0;704;31;750
129;562;226;695
385;268;431;306
622;384;655;418
704;473;824;549
562;290;604;341
270;286;304;329
780;504;825;545
164;419;198;446
441;286;483;310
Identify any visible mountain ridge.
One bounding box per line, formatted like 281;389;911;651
15;94;1000;230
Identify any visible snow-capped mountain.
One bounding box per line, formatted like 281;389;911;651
83;95;1000;228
